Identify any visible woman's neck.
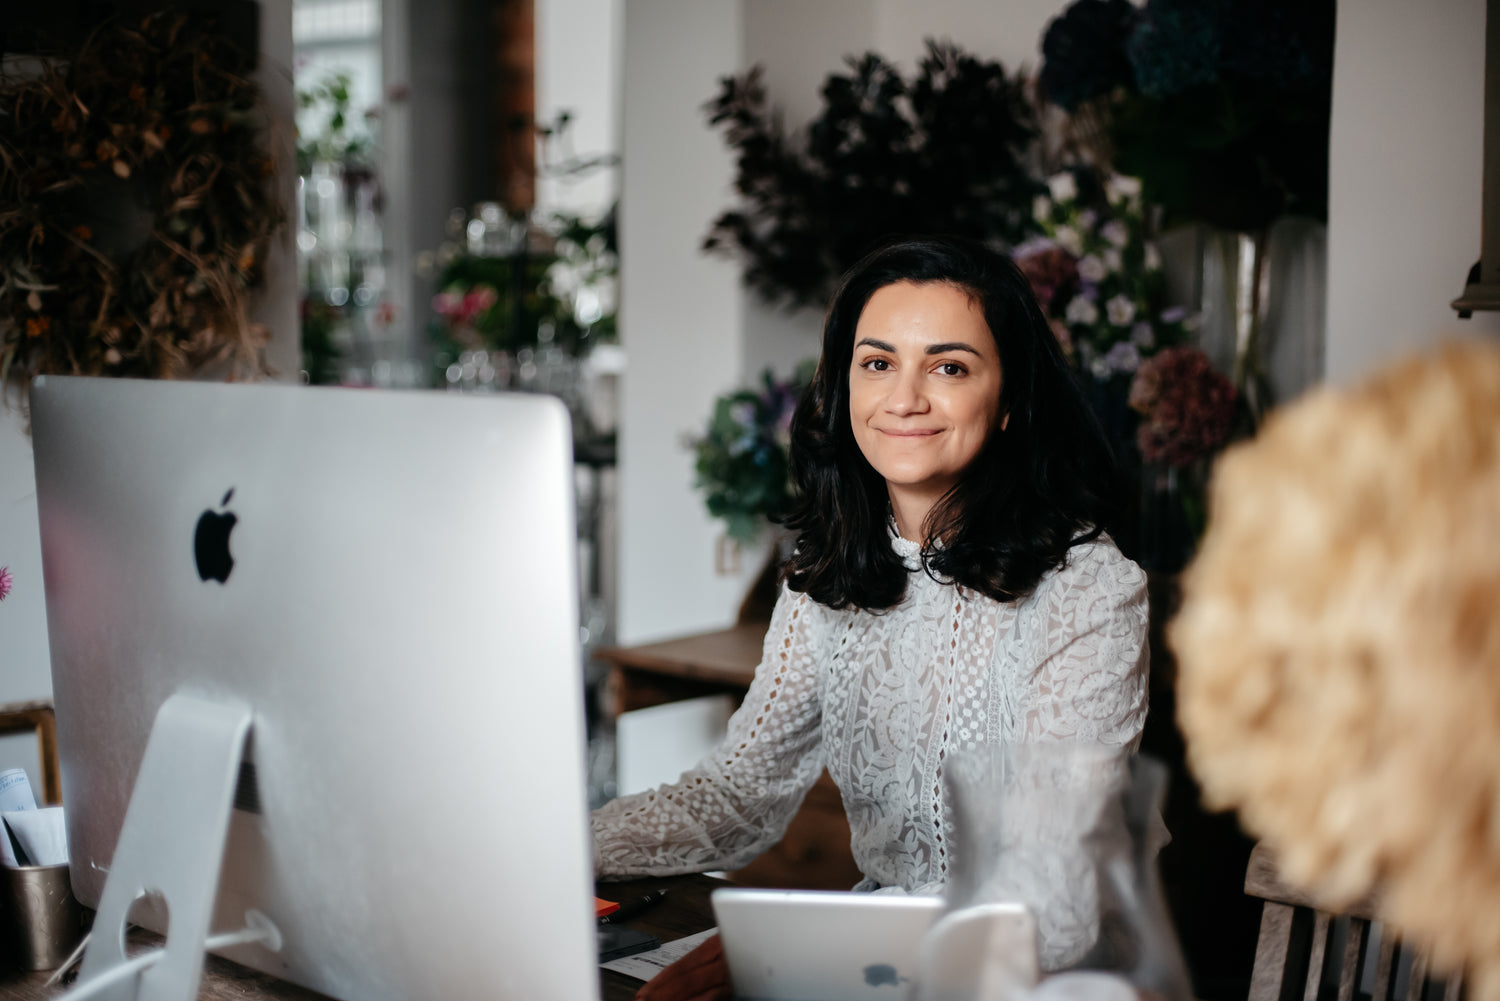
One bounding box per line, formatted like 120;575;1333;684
888;490;938;544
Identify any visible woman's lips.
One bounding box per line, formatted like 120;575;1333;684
878;428;942;437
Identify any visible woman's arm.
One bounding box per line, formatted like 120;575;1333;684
990;540;1151;969
1013;539;1150;747
592;587;829;878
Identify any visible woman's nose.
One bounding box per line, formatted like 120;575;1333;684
886;371;928;415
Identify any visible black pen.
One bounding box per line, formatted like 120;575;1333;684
598;889;669;925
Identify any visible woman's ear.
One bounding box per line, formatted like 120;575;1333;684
1000;411;1010;431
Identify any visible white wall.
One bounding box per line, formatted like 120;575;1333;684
617;0;1084;643
1325;0;1500;382
0;0;300;790
618;0;749;644
537;0;622;220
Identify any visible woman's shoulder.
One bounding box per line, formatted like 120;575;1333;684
1030;534;1147;606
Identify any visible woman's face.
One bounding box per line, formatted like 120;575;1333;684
848;281;1004;523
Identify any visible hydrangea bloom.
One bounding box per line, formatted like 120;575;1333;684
1129;346;1236;467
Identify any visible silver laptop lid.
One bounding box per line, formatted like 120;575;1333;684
32;375;596;1001
712;888;944;1001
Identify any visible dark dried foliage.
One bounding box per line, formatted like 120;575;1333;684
703;41;1039;309
0;11;284;389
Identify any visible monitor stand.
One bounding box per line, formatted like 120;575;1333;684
74;692;262;1001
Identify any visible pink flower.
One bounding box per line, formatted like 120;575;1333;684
432;290;465;318
460;286;498;323
0;566;11;601
1130;347;1237;467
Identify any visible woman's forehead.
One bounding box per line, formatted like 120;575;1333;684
853;281;995;348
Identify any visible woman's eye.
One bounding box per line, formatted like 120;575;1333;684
861;358;891;371
937;362;966;376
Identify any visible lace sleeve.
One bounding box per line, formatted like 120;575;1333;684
592;587;829;878
992;542;1150;968
1013;541;1149;747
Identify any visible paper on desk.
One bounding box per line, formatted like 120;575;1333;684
3;806;67;867
600;928;718;982
0;768;37;866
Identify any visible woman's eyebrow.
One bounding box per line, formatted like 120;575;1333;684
923;342;983;356
852;338;983;356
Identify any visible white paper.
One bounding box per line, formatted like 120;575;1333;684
600;928;718;982
4;806;67;867
0;768;37;866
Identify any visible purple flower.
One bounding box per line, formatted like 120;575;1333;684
0;566;11;601
1104;341;1141;374
1014;243;1081;314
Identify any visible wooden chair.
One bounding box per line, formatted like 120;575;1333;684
1246;842;1464;1001
0;697;60;805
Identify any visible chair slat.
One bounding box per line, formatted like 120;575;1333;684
1406;950;1430;1001
1251;901;1298;1001
1302;912;1332;1001
1372;930;1398;1001
1337;918;1370;1001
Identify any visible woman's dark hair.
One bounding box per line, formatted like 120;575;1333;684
780;234;1121;610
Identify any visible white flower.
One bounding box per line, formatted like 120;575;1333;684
1047;172;1078;203
1033;195;1052;223
1054;226;1083;256
1144;243;1163;271
1102;220;1129;247
1077;254;1107;283
1066;295;1099;326
1131;322;1156;350
1106;294;1137;326
1103;247;1124;273
1078;209;1098;231
1105;174;1142;206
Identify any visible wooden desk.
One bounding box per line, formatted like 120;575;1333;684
596;627;863;892
598;624;765;714
0;875;722;1001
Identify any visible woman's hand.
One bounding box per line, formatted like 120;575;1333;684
634;933;732;1001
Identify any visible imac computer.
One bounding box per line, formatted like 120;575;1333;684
30;375;598;1001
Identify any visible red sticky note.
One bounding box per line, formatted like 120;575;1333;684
595;897;620;918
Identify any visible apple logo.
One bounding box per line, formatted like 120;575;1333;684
194;488;238;584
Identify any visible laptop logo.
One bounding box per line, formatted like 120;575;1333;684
194;488;238;584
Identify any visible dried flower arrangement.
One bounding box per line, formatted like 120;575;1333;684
1171;340;1500;1000
0;12;284;392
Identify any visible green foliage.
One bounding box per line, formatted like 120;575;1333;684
692;364;814;544
296;69;374;173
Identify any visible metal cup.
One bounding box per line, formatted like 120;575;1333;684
1;862;85;971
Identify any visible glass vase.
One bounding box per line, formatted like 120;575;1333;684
915;743;1192;1001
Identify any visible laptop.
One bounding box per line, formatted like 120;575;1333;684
711;888;944;1001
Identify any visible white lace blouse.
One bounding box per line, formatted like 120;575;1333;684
591;534;1149;895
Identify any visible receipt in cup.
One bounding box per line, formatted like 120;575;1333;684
3;807;67;867
0;768;37;866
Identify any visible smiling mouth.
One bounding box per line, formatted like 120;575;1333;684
878;428;942;437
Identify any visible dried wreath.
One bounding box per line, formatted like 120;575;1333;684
0;12;284;391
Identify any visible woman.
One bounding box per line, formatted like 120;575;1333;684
593;236;1149;996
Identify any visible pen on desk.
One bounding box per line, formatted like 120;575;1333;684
598;889;669;925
